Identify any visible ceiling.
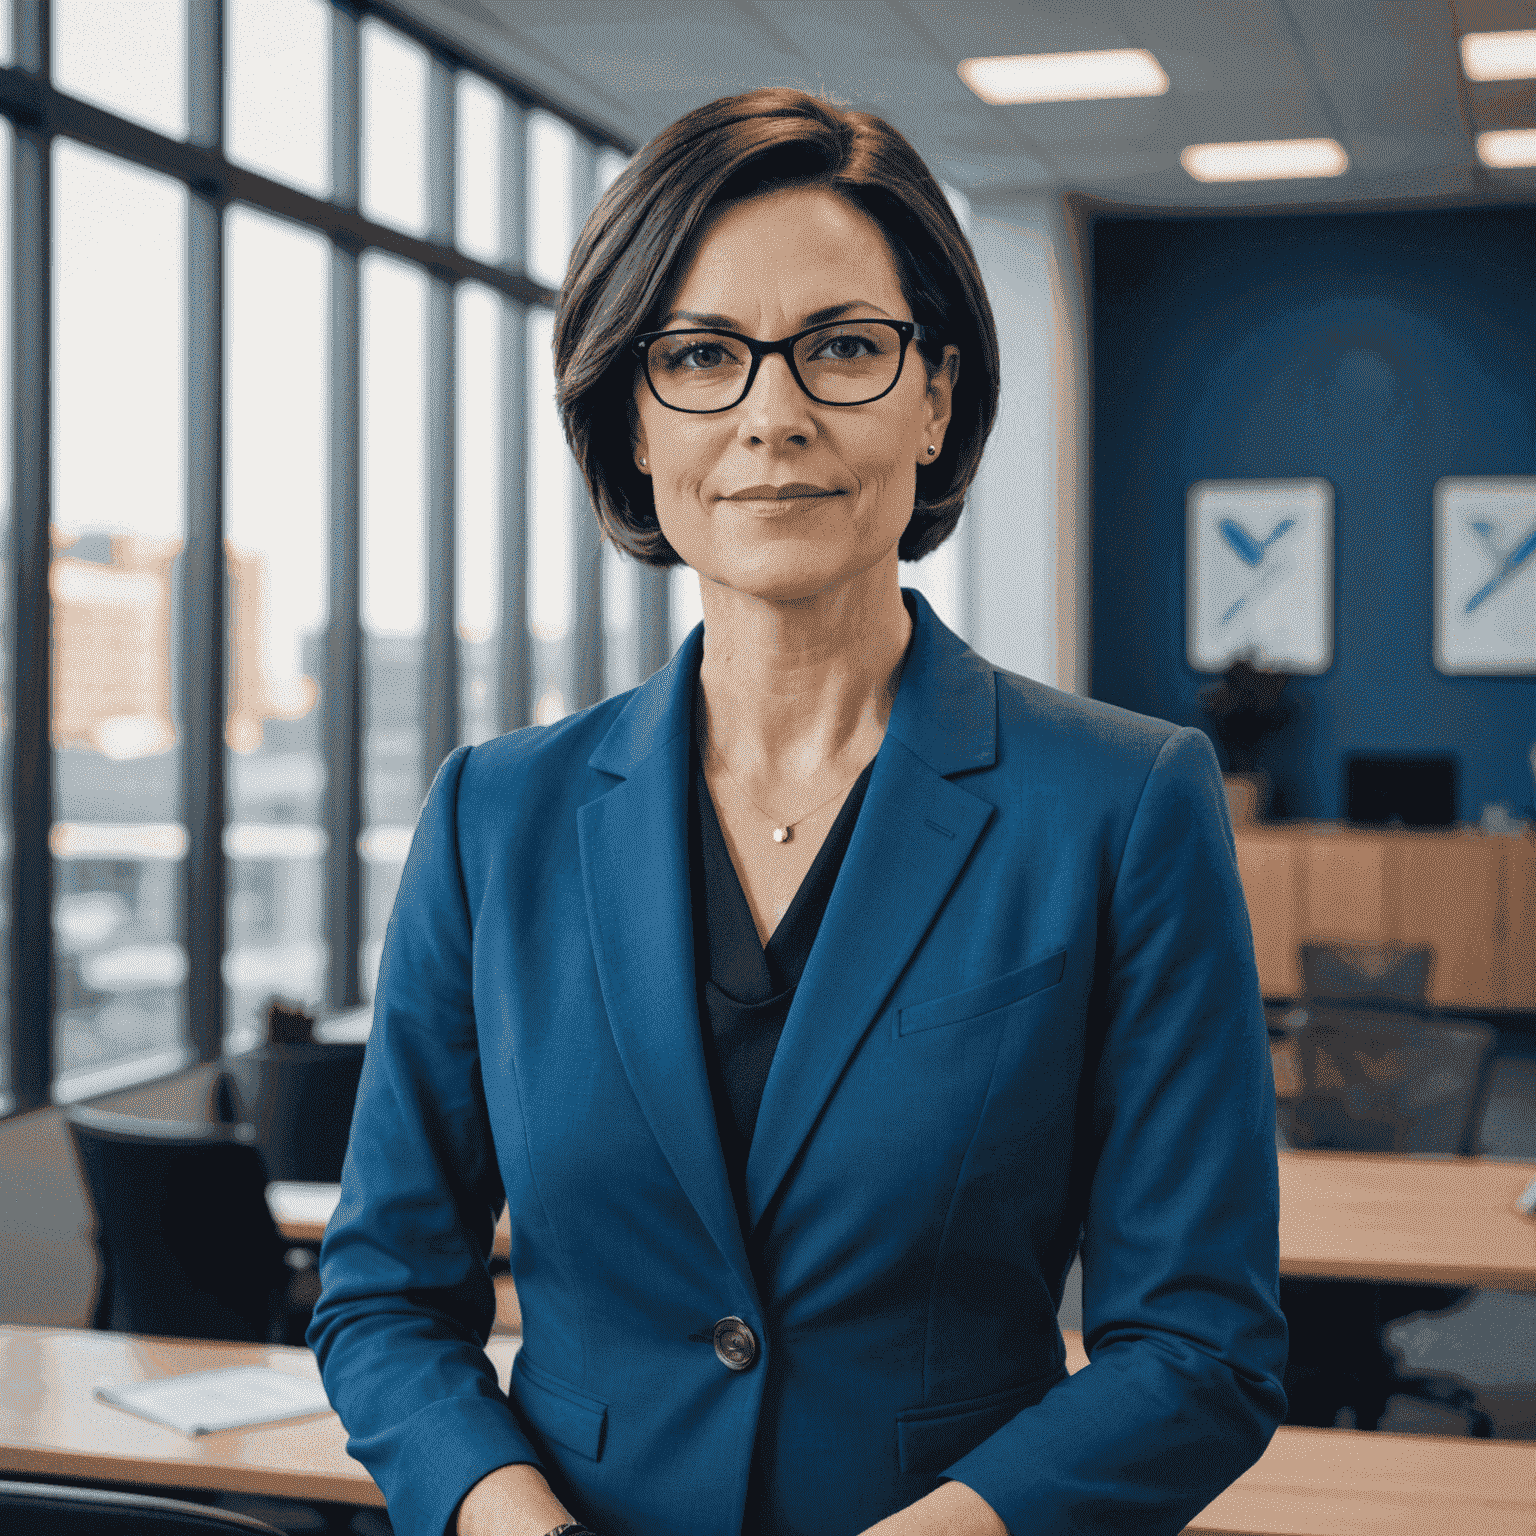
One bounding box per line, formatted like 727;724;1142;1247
390;0;1536;213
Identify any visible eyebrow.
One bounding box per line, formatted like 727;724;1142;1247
657;301;895;331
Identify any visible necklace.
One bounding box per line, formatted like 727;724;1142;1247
702;730;871;844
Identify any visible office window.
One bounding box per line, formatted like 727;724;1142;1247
53;0;187;141
51;143;188;1099
224;206;329;1054
0;1;631;1114
362;18;429;238
457;73;503;265
526;111;574;289
456;282;503;745
526;306;570;722
227;0;330;198
360;252;427;996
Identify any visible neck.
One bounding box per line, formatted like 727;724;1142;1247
695;558;913;782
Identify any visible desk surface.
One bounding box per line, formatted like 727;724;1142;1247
3;1325;1531;1536
271;1151;1536;1290
1278;1150;1536;1288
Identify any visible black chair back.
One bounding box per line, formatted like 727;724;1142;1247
0;1480;284;1534
1280;1007;1496;1156
1299;942;1434;1006
64;1105;289;1342
222;1042;366;1182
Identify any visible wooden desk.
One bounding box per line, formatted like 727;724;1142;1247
0;1324;520;1506
3;1325;1529;1536
274;1156;1536;1294
1277;1149;1536;1289
266;1182;512;1260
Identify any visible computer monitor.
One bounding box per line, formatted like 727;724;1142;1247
1344;754;1457;827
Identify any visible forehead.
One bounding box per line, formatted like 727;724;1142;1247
662;185;907;318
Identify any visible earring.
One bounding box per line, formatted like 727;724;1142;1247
925;444;937;456
639;456;647;468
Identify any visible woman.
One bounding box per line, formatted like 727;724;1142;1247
310;88;1287;1536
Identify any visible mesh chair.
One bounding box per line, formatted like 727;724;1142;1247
1278;1004;1498;1436
65;1105;293;1343
1298;941;1435;1007
222;1042;367;1183
0;1482;285;1535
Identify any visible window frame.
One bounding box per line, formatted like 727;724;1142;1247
0;0;646;1116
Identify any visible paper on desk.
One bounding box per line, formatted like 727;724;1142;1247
95;1366;333;1436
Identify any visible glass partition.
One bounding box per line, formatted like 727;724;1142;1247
457;281;503;745
228;0;330;198
51;142;188;1099
224;205;330;1054
362;18;429;238
53;0;187;141
360;252;427;996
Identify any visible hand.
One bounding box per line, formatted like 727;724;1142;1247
858;1478;1009;1536
453;1461;575;1536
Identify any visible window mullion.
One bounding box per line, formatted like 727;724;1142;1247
7;117;51;1112
183;203;225;1064
497;101;529;733
323;0;363;1013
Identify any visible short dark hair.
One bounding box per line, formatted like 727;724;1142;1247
554;88;1000;566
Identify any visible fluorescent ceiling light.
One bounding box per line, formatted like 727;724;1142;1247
959;49;1169;105
1476;128;1536;168
1460;29;1536;81
1181;138;1349;182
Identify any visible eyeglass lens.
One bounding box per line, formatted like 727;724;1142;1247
645;322;905;410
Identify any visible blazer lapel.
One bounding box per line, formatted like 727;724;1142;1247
578;628;758;1298
744;591;998;1231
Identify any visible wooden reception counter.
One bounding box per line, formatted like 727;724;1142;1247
1232;823;1536;1008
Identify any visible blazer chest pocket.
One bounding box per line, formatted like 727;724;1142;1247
896;1366;1067;1474
897;950;1066;1038
510;1352;608;1462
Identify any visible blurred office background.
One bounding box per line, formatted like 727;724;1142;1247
0;0;1533;1429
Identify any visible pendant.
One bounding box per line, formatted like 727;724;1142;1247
773;825;792;844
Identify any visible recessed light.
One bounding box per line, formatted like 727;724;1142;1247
1460;29;1536;81
1476;128;1536;168
958;49;1169;105
1180;138;1350;182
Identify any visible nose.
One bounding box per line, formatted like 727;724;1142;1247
735;349;816;449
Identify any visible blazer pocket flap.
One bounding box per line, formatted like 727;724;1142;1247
898;950;1066;1037
511;1354;608;1463
896;1368;1065;1475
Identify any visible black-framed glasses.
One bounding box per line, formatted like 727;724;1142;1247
631;319;935;413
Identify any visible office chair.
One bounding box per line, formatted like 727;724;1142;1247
65;1105;297;1344
1298;941;1435;1008
0;1480;285;1534
1278;1004;1498;1436
222;1042;367;1183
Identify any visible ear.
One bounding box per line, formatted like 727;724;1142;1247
921;344;960;460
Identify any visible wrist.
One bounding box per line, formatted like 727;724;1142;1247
454;1462;572;1536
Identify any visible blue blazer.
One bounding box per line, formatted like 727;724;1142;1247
309;589;1287;1536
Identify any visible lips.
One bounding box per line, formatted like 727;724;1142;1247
723;483;841;500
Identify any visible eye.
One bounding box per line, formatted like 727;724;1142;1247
809;332;878;361
653;334;742;373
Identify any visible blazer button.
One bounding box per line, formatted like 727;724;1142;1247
712;1317;757;1371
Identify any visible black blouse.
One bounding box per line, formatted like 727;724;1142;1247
688;732;876;1246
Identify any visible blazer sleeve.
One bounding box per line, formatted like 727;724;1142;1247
939;726;1289;1535
307;743;544;1536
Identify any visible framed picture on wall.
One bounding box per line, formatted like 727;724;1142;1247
1186;479;1332;673
1434;477;1536;675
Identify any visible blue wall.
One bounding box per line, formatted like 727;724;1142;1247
1090;205;1536;821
